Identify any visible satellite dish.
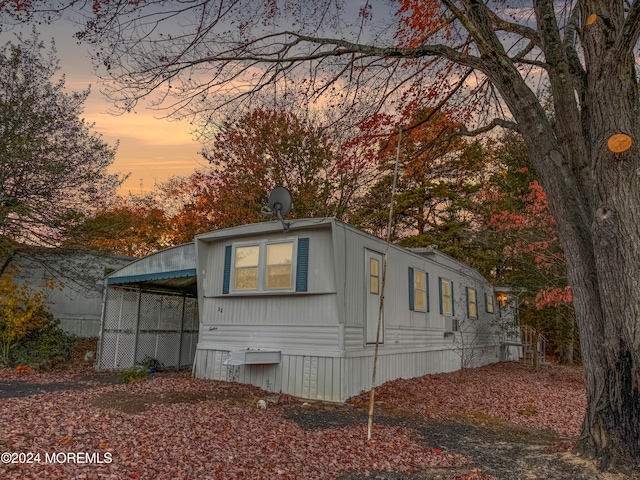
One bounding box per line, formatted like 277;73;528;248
262;186;292;232
268;187;292;217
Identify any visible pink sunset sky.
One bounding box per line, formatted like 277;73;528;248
1;21;205;195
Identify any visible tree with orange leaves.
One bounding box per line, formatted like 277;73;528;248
65;195;170;257
161;108;370;232
8;0;640;469
353;107;479;241
478;132;577;366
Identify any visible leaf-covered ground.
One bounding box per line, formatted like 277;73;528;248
0;362;589;479
349;362;586;438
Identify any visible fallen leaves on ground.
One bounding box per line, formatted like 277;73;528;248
0;362;585;479
350;362;585;437
1;375;467;479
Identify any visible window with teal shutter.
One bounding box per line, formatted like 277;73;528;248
451;282;455;316
410;268;428;312
485;292;495;313
223;237;308;293
467;287;477;318
439;277;453;315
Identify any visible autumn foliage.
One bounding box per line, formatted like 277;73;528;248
0;271;55;366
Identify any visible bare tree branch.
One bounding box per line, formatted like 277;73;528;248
458;118;518;136
488;9;540;44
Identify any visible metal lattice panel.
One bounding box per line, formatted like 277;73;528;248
99;288;139;369
98;287;199;370
180;297;199;367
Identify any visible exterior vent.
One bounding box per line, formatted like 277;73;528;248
223;349;282;366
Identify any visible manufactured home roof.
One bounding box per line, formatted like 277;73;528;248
195;217;490;285
194;218;334;241
106;243;196;294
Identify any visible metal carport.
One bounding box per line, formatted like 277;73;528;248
97;243;199;370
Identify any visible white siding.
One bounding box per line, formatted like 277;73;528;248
192;345;498;402
192;219;511;403
194;342;501;402
384;326;450;347
198;324;342;356
200;293;339;326
340;347;486;400
344;326;364;350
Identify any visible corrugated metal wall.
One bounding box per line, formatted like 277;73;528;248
194;349;343;401
111;243;195;278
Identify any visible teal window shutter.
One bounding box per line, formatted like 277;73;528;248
451;282;455;316
295;238;309;292
408;267;415;311
426;272;430;312
222;245;232;294
438;277;443;314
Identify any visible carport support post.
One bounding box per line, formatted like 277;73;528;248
133;287;141;367
113;288;125;369
178;294;186;369
96;280;109;370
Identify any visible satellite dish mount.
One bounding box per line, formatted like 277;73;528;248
261;186;292;232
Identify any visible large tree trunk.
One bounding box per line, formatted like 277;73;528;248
571;29;640;469
471;2;640;467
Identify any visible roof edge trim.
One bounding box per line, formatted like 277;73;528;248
107;268;197;285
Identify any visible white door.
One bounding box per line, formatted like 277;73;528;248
365;249;384;345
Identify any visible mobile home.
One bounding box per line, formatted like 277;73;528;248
193;218;516;402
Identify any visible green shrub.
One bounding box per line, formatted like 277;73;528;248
9;317;76;370
137;356;163;373
0;273;56;366
118;366;148;384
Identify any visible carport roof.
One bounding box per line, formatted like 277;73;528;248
105;243;196;294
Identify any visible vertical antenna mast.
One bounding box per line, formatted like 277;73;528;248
368;127;402;442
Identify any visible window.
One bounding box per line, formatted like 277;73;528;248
439;278;453;316
370;258;380;294
234;245;260;290
467;287;477;318
223;238;307;294
485;293;495;313
409;268;428;312
266;243;293;289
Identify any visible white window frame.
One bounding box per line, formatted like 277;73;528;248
486;293;495;313
413;269;428;313
369;257;380;294
467;287;478;319
440;278;453;316
230;238;298;293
